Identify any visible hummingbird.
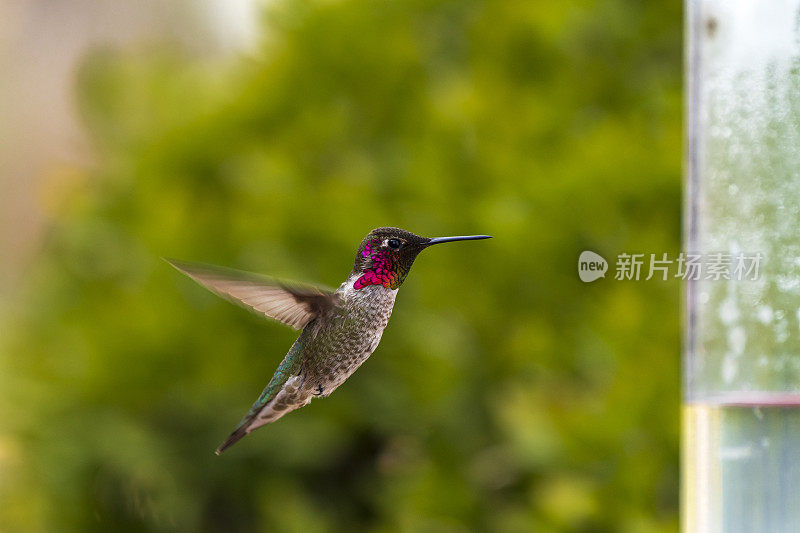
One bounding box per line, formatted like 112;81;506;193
167;227;491;454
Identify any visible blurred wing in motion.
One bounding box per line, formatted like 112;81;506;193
165;258;336;330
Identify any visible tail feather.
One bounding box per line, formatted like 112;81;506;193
214;375;308;455
215;427;249;455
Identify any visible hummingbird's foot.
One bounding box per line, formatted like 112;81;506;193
312;384;325;396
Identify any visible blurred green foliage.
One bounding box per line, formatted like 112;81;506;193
0;0;681;531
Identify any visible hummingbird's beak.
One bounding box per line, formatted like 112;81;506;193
425;235;492;246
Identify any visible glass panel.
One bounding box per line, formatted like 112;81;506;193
684;1;800;531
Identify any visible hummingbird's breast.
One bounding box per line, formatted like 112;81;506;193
300;277;398;395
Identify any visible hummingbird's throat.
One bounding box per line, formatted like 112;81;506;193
354;242;404;290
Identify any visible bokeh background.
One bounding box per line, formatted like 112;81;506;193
0;1;681;531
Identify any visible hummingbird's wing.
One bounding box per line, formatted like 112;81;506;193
165;259;337;330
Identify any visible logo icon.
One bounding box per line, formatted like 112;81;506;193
578;251;608;282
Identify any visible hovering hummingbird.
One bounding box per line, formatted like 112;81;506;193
167;227;491;454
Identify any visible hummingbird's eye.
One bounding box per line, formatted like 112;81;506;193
387;238;402;250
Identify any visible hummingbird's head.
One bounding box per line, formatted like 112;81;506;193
352;227;491;290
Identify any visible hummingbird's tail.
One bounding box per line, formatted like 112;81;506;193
215;427;249;455
214;374;308;454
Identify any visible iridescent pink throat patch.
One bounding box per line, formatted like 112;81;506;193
354;241;399;290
